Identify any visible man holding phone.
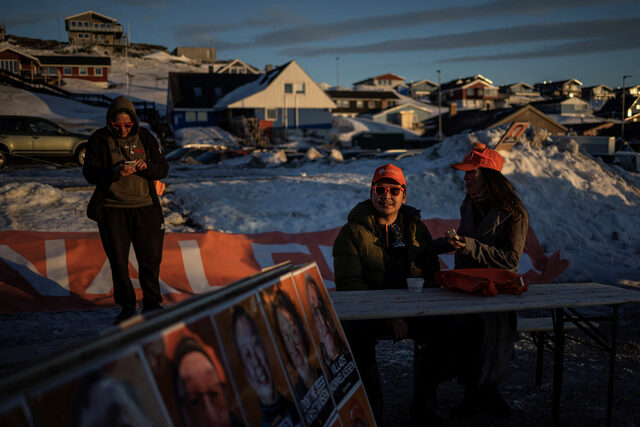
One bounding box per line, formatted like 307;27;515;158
83;96;169;324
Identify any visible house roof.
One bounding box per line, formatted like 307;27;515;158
325;90;399;100
501;82;534;90
64;11;117;22
168;72;260;109
408;79;438;88
423;104;566;136
582;84;613;91
214;58;260;74
441;74;494;91
353;73;405;85
37;56;111;66
0;47;40;63
535;79;583;87
213;61;289;110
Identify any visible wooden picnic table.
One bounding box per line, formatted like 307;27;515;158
329;282;640;426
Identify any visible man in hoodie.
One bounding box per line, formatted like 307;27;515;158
83;96;168;324
332;164;440;424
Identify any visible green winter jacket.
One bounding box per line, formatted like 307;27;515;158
333;200;440;292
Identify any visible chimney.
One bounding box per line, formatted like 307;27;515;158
449;103;457;116
265;64;273;72
208;65;213;74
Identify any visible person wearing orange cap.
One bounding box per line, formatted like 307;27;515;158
332;163;440;424
415;143;529;421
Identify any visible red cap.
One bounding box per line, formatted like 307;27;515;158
372;164;406;187
451;142;504;172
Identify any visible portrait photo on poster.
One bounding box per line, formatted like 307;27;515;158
214;294;302;427
29;351;168;427
293;265;359;406
143;318;246;427
337;385;376;427
261;275;335;426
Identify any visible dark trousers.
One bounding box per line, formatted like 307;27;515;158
98;205;164;309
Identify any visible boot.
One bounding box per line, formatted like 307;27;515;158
450;385;483;417
113;305;136;325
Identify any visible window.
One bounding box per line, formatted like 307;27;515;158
356;100;364;108
193;87;202;97
0;59;19;73
79;67;87;76
466;88;474;97
71;21;76;27
214;87;222;96
29;119;59;134
295;83;305;93
477;88;483;96
48;67;57;75
83;21;89;27
368;101;376;108
94;67;103;76
284;83;293;94
197;111;207;121
266;109;277;120
94;23;98;28
63;67;72;75
185;111;197;122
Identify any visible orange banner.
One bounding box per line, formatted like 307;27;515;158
0;220;568;313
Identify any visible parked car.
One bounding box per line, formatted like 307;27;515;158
0;116;89;168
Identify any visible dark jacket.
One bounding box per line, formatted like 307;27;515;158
455;196;528;271
452;195;529;386
83;97;168;221
333;200;440;291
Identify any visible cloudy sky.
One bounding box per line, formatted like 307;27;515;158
4;0;640;88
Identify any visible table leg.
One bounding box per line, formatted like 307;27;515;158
552;308;565;424
606;305;619;427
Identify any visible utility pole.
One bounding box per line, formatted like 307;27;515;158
437;70;442;142
336;57;340;88
621;75;632;143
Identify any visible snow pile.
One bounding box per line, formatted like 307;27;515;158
142;51;194;64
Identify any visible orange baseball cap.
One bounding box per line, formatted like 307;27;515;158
451;142;504;172
372;163;406;187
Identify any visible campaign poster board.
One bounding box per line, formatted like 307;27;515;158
0;262;374;427
292;265;361;408
143;317;246;427
214;293;302;427
494;121;529;152
260;275;335;426
28;351;170;427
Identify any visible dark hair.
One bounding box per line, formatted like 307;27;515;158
173;337;215;425
272;288;311;361
479;167;529;241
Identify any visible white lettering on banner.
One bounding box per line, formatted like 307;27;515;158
251;243;311;270
178;240;212;293
0;245;70;296
45;239;69;293
86;245;180;295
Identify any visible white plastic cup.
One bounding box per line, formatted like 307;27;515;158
407;278;424;293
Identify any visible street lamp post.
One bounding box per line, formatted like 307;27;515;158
621;75;632;143
437;70;442;142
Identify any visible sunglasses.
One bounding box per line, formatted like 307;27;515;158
463;150;497;169
372;185;404;196
111;121;134;131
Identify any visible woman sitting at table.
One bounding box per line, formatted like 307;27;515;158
415;142;529;421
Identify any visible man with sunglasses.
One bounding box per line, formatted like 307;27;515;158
332;164;440;424
83;96;168;324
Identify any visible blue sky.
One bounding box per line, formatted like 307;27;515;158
4;0;640;89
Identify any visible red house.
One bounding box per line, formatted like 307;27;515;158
0;47;110;88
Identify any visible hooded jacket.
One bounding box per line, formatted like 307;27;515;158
333;200;440;292
83;96;168;221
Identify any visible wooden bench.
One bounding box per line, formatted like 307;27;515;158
518;316;597;386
